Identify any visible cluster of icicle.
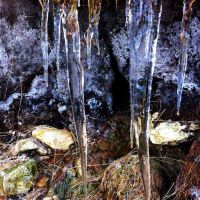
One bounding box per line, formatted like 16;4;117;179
126;0;195;199
40;0;102;199
39;0;196;199
126;1;162;199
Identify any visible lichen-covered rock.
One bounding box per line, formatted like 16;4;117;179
150;121;192;145
0;159;37;196
32;125;74;150
14;138;48;155
99;154;163;200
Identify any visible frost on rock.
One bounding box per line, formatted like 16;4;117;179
26;76;48;100
156;17;200;92
0;93;20;111
84;42;113;114
0;16;42;99
111;17;200;94
111;29;130;78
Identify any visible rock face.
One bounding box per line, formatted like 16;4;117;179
32;125;74;150
0;0;199;128
0;159;37;196
0;0;113;129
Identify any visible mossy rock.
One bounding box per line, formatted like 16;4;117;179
0;159;37;196
99;154;163;200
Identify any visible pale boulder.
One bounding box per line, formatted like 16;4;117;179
32;125;74;150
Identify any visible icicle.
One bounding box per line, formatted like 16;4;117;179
143;1;162;199
41;0;50;87
128;1;162;200
177;0;195;115
56;10;63;89
115;0;118;10
78;0;81;7
91;0;102;55
125;0;131;27
66;2;88;199
62;8;69;68
87;0;102;56
85;25;94;69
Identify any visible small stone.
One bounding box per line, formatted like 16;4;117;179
150;121;192;145
0;160;37;196
43;197;53;200
14;138;48;155
36;176;48;188
52;195;59;200
189;123;199;131
32;125;74;150
43;197;59;200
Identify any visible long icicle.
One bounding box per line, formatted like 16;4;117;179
128;1;162;199
91;0;102;55
85;25;94;69
177;0;195;115
62;7;69;70
125;0;131;27
56;9;63;90
86;0;102;60
143;1;162;199
66;1;88;199
41;0;50;87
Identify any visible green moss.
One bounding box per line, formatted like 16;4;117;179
0;160;37;196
